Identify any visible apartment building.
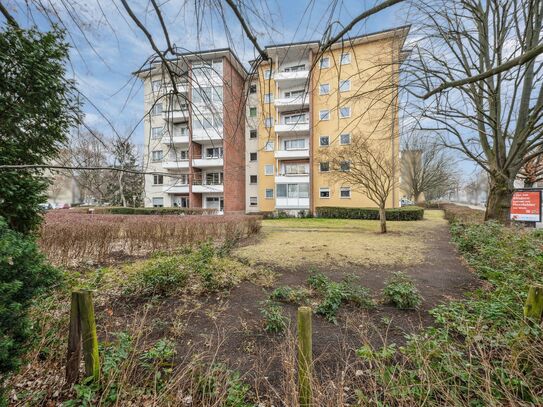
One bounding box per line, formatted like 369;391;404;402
136;49;246;212
249;26;409;214
245;77;260;212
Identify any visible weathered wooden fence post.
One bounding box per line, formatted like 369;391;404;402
297;306;313;407
524;284;543;323
65;290;100;385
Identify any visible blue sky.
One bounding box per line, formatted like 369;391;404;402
8;0;408;146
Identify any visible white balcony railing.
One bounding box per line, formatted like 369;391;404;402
163;133;189;144
162;160;189;169
192;154;224;167
162;108;189;123
275;122;310;133
162;183;189;193
274;94;309;110
162;82;189;94
192;179;224;193
274;70;310;83
276;197;310;209
274;149;310;159
275;174;310;184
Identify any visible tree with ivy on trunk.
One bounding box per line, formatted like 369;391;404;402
321;135;398;233
405;0;543;223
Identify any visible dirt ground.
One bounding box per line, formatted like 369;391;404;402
97;210;480;396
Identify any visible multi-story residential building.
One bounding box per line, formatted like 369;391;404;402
250;26;409;214
135;49;246;213
245;77;260;212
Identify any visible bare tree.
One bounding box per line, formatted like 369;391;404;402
518;150;543;188
321;136;397;233
401;133;458;203
406;0;543;223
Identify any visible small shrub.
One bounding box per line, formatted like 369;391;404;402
140;338;177;367
382;272;422;309
260;300;288;333
356;343;397;362
124;256;188;297
270;286;310;304
316;206;424;221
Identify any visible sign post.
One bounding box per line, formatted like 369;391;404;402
511;189;542;223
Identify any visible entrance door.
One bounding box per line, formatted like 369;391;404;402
173;196;189;208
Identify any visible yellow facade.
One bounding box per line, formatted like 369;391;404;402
253;27;406;214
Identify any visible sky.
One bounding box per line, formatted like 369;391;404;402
6;0;408;140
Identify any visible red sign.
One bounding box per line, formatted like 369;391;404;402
511;190;542;222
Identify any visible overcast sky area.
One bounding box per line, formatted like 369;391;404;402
7;0;478;179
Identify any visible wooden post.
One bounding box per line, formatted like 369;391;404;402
78;290;100;382
297;306;313;407
66;292;82;385
524;284;543;323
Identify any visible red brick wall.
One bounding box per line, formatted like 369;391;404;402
222;56;246;213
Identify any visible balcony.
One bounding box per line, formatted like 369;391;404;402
192;128;223;142
162;183;189;193
276;197;310;209
275;173;310;184
163;134;189;144
274;94;309;110
162;160;189;170
162;108;189;123
192;180;224;193
274;70;310;85
162;82;189;94
274;149;309;159
274;122;310;134
192;155;224;168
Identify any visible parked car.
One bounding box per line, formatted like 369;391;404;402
38;202;53;212
400;198;415;207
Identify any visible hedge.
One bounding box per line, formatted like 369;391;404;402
75;207;218;216
316;206;424;221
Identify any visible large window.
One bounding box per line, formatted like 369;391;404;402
284;89;305;98
192;114;223;130
283;163;308;175
277;183;309;198
151;127;163;139
151;103;162;116
153;175;163;185
284;64;306;72
206;147;223;158
152;197;164;207
151;150;163;161
283;113;308;124
205;172;223;185
192;86;223;104
284;139;306;150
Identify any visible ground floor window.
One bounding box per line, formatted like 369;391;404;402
319;188;330;198
152;197;164;207
205;196;224;211
173;196;189;208
249;196;258;206
340;187;351;198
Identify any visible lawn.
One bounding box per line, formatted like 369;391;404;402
7;209;488;406
235;210;446;268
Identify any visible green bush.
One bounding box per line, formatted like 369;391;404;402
0;217;60;375
260;300;288;333
270;286;311;304
382;272;422;309
124;256;188;297
316;206;424;220
88;207;217;215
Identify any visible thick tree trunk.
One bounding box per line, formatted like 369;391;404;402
379;206;387;233
485;175;514;224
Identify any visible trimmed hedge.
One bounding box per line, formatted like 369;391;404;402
316;206;424;221
75;207;218;216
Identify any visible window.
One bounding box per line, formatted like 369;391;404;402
264;164;274;175
340;53;351;65
340;161;351;172
151;80;161;92
283;163;308;175
339;80;351;92
192;86;223;104
340;187;351;198
151;127;163;139
153;175;163;185
174;125;187;137
264;69;272;79
264;93;273;103
249;84;257;94
206;147;223;158
250;129;257;139
320;162;330;172
284;64;306;72
206;172;223;185
264;141;274;151
277;184;309;198
319;110;330;121
152;197;164;208
151;103;162;116
320;57;330;69
249;107;257;117
319;84;330;95
265;117;273;128
250;175;258;184
319;188;330;198
284;139;306;150
340;133;351;145
339;106;351;118
319;136;330;146
249;196;258;206
177;174;189;184
151;150;163;161
265;188;274;199
284;113;308;124
284;89;305;98
250;152;257;161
